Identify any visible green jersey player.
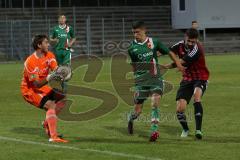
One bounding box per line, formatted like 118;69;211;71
50;15;76;65
127;21;185;141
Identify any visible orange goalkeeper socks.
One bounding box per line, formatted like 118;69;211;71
46;108;58;138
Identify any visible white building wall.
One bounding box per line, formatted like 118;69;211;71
172;0;240;29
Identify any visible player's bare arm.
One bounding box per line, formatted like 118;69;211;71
68;38;76;48
168;51;185;72
49;37;59;45
163;58;185;69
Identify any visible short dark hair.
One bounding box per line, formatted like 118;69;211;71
32;34;48;50
132;21;146;29
192;20;197;24
185;28;198;39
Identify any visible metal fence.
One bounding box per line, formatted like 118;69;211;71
0;19;52;60
0;16;131;61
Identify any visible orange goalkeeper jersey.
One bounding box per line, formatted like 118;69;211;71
21;51;58;95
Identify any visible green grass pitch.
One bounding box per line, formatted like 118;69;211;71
0;54;239;160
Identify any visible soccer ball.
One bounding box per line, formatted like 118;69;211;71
55;65;72;81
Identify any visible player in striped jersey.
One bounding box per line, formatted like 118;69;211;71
164;28;210;139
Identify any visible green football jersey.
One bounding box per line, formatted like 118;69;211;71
128;37;170;81
50;25;75;50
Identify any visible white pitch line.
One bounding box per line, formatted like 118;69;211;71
0;136;163;160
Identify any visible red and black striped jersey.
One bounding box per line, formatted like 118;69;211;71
170;40;209;81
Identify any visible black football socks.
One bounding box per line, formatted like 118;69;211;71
176;111;189;131
193;102;203;131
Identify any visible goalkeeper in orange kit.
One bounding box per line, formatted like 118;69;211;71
20;34;70;143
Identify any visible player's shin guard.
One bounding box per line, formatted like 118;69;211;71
46;109;58;138
176;112;189;131
193;102;203;131
150;107;160;132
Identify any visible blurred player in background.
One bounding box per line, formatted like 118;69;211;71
191;20;202;42
21;35;68;143
164;28;209;139
191;21;199;30
50;15;76;65
127;21;185;142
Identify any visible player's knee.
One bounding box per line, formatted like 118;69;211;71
193;87;202;102
193;94;201;102
44;101;56;110
194;98;201;103
176;99;187;112
151;93;161;107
